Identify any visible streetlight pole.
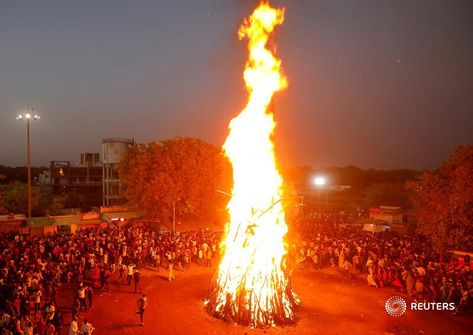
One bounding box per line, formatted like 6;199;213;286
17;109;40;227
172;201;176;235
172;197;181;235
27;116;31;226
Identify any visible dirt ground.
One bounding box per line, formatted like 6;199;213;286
56;263;473;335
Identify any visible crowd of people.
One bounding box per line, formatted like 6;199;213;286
1;213;471;334
294;214;473;314
0;224;220;335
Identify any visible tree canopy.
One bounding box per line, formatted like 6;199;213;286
411;146;473;250
120;137;232;223
0;181;37;214
0;165;46;184
283;165;419;191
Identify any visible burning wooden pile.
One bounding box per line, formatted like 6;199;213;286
206;2;299;327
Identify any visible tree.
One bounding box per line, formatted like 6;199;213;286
0;165;47;184
363;182;412;210
120;137;232;223
0;181;38;214
64;192;82;209
410;146;473;251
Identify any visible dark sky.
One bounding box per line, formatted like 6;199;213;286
1;0;472;170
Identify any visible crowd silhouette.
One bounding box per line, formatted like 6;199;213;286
0;225;220;334
0;214;471;334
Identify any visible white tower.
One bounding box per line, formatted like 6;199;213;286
102;138;134;207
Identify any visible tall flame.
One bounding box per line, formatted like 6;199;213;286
207;2;298;327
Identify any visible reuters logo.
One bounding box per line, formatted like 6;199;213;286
385;296;407;317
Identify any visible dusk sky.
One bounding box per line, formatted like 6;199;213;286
1;0;472;170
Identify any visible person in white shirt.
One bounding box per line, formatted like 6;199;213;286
80;320;94;335
78;285;86;311
127;263;135;286
69;316;79;335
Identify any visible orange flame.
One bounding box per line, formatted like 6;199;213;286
207;2;298;327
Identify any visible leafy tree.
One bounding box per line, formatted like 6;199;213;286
0;165;47;184
410;146;473;251
64;192;82;209
363;182;412;210
0;181;38;214
283;165;419;191
120;137;232;223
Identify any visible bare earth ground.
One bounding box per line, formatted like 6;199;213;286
56;264;473;335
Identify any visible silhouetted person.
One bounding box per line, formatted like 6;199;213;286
134;269;142;293
136;294;148;326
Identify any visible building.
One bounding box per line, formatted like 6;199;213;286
102;138;134;207
49;153;102;187
36;139;134;210
0;213;25;232
37;153;103;210
80;152;100;166
49;158;102;187
38;170;51;184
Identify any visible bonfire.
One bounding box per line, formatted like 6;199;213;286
206;2;299;327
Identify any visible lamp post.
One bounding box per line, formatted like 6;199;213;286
172;201;176;234
172;197;180;235
16;109;40;226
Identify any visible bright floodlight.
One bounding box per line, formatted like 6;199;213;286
17;111;40;121
314;176;326;186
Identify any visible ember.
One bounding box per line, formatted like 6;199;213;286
206;2;299;327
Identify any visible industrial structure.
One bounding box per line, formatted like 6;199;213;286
36;138;134;210
102;138;134;207
49;153;102;187
35;152;104;210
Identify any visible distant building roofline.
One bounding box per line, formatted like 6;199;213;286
102;138;134;144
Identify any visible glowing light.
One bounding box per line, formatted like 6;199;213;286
314;176;326;186
207;2;298;327
16;111;40;121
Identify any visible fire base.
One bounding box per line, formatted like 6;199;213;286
206;272;299;328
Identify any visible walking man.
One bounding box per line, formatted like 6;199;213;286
168;262;175;282
77;284;87;311
86;286;94;309
127;263;135;286
134;269;142;294
34;289;42;315
205;249;212;267
118;264;125;285
136;294;148;326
